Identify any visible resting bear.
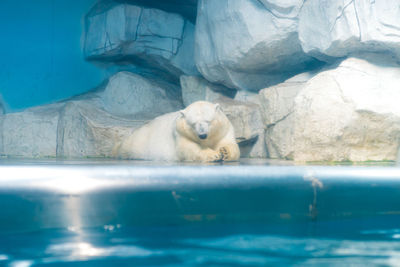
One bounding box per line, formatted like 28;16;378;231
113;101;240;162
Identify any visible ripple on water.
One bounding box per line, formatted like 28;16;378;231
3;226;400;266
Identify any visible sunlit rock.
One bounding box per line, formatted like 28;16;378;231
299;0;400;61
100;71;182;118
84;2;198;77
0;104;63;158
180;75;236;107
57;100;146;158
261;56;400;162
195;0;318;91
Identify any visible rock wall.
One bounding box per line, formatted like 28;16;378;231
2;0;400;162
299;0;400;61
84;2;199;77
195;0;319;91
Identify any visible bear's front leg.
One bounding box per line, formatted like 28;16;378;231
176;137;222;162
218;143;240;161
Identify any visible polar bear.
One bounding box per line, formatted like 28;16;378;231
113;101;240;162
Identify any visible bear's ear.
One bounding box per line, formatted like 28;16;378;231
179;110;185;118
215;103;222;112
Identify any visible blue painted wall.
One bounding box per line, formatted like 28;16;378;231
0;0;105;112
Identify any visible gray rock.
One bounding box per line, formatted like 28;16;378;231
0;97;147;159
260;82;304;127
100;71;183;118
84;2;198;77
216;97;267;158
260;81;306;159
57;100;146;158
0;104;63;158
195;0;317;91
260;56;400;162
234;91;261;106
180;75;236;107
299;0;400;61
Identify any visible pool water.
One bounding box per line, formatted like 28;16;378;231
1;162;400;266
2;218;400;266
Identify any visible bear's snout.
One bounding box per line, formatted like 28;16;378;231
195;121;209;140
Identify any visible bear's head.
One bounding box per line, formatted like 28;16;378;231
176;101;228;144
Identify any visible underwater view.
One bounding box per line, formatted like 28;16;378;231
2;0;400;266
0;162;400;266
4;220;400;266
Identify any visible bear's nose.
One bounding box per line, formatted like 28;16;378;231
198;134;208;139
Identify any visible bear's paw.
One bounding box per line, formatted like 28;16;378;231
204;149;223;162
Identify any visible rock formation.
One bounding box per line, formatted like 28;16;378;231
2;0;400;162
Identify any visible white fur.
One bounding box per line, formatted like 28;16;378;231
113;101;240;162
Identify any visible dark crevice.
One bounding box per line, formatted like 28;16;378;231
113;0;198;23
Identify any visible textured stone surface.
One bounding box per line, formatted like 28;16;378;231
217;97;266;158
195;0;317;91
0;97;147;159
299;0;400;61
0;104;63;158
85;3;198;76
100;71;182;118
294;56;400;162
57;100;146;158
180;75;236;107
234;91;261;106
260;56;400;162
260;81;306;159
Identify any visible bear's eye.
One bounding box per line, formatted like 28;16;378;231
188;121;196;127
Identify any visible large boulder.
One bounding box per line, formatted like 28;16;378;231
299;0;400;61
261;56;400;162
57;100;146;158
0;96;147;159
84;2;198;77
259;69;320;159
0;104;63;158
100;71;183;119
195;0;318;91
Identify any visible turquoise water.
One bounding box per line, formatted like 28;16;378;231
1;163;400;266
2;218;400;266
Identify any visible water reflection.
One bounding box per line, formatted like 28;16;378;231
3;227;400;266
9;260;34;267
45;241;157;260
